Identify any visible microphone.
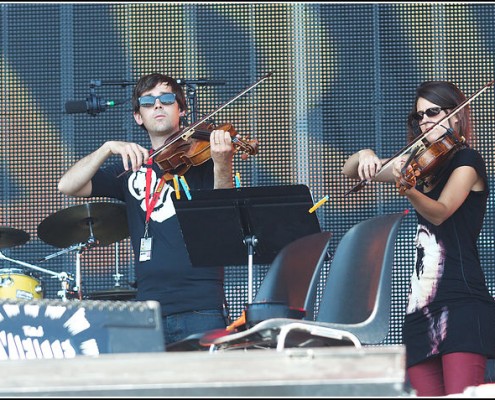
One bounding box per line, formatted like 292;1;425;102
65;94;125;116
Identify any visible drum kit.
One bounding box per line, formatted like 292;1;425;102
0;202;136;302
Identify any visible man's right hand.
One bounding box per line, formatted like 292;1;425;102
105;141;150;172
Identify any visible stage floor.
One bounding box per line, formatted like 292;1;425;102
0;345;409;397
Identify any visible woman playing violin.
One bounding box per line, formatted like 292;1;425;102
58;73;235;347
342;81;495;396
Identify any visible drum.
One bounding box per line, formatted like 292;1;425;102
0;268;44;300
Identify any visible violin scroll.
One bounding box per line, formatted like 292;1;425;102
214;123;259;158
397;164;419;196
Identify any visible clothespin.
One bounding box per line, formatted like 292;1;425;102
179;176;192;200
309;195;329;213
173;175;181;200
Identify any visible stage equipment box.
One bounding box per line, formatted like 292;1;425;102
0;298;164;360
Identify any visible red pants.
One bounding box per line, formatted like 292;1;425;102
407;352;487;396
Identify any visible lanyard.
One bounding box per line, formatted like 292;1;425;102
145;156;167;224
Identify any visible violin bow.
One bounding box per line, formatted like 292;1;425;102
149;72;273;161
115;72;272;177
345;79;495;196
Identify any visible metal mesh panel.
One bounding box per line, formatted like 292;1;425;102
1;3;494;347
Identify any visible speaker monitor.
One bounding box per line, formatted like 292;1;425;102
0;298;164;360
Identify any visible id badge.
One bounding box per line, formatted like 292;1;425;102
139;236;153;262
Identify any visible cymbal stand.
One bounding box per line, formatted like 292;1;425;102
0;251;72;301
39;237;97;301
75;225;98;299
40;242;81;300
66;240;95;300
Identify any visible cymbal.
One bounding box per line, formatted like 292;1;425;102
0;227;30;249
37;202;129;248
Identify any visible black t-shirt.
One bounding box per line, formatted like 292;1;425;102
91;158;225;316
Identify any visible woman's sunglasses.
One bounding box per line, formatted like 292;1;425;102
411;107;447;121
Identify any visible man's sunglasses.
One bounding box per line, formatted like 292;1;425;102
411;107;447;121
138;93;176;107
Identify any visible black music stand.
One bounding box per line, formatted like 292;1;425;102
172;184;322;303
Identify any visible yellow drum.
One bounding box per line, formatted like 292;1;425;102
0;268;44;300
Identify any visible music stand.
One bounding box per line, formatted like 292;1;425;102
172;184;322;303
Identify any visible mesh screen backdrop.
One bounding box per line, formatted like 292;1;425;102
1;3;495;346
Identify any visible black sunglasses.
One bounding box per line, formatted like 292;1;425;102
138;93;176;107
411;107;447;121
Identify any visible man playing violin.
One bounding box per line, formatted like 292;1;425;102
342;81;495;396
58;73;235;347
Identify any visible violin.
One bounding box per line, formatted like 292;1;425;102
345;80;495;196
396;128;466;195
153;121;258;180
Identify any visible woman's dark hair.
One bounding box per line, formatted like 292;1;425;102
132;74;187;130
407;81;472;143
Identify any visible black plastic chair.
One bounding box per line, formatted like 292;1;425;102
205;211;408;351
244;230;332;326
165;231;332;351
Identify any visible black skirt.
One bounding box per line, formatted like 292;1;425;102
403;299;495;368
